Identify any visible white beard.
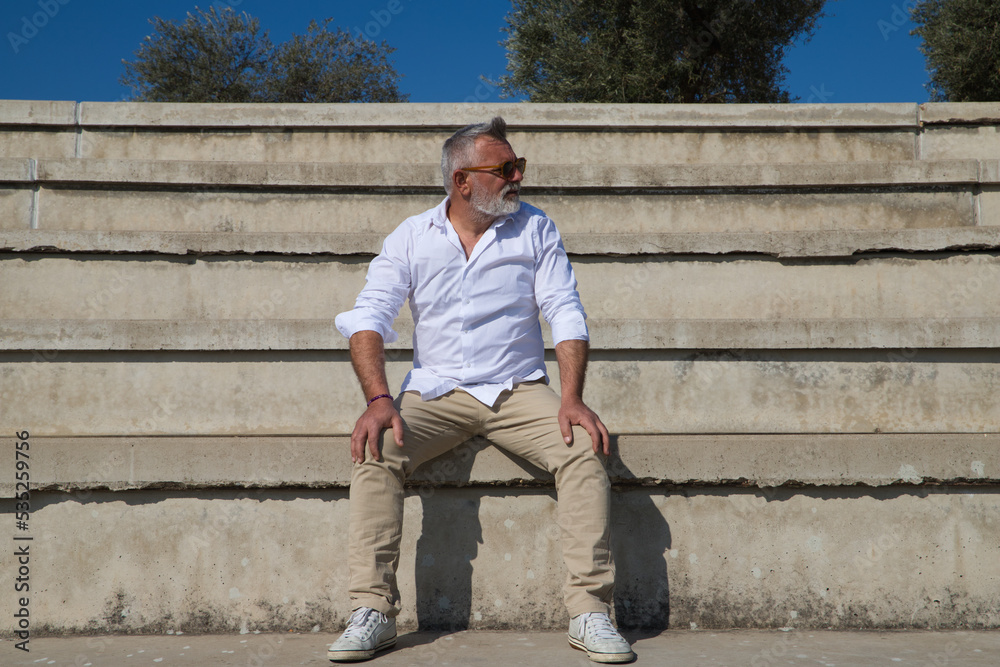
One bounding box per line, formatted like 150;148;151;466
471;182;521;218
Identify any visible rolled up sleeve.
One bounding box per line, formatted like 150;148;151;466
533;216;589;345
335;226;412;344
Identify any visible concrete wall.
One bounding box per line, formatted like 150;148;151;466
2;101;1000;634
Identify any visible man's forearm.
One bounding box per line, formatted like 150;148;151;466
348;330;392;401
554;339;589;402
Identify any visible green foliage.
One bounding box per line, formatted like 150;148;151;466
120;8;406;103
911;0;1000;102
498;0;826;103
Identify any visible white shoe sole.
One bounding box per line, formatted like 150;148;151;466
328;635;396;662
568;634;635;663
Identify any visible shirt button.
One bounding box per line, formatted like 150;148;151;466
465;363;471;368
464;299;471;305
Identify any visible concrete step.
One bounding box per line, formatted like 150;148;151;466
7;481;1000;632
4;349;1000;436
3;101;1000;164
5;433;996;497
4;317;1000;351
4;102;1000;635
1;155;992;187
5;192;995;257
3;157;997;257
7;227;1000;258
3;254;999;323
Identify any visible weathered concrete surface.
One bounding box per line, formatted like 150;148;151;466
4;630;1000;667
9;226;1000;259
5;255;1000;322
63;127;918;165
33;190;443;235
0;131;76;160
920;102;1000;124
2;486;999;633
75;101;921;128
5;101;998;166
981;188;1000;228
534;191;977;234
21;157;989;188
5;317;1000;351
0;100;77;125
0;189;31;230
573;254;1000;321
4;101;1000;635
922;126;1000;162
0;158;33;182
4;351;1000;436
28;189;980;235
4;188;982;237
1;189;986;258
0;101;930;167
1;434;996;498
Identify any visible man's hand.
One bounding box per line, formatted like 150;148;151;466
350;398;404;463
554;339;610;455
346;330;404;463
559;396;611;455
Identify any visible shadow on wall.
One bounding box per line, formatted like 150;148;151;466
410;437;672;634
607;440;671;635
413;439;483;632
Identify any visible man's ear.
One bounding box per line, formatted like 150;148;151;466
453;169;471;197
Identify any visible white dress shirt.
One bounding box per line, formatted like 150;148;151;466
335;197;589;406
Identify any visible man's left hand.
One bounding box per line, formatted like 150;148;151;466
558;397;611;455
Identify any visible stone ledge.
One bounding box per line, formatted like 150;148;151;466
0;230;385;255
0;100;77;126
3;317;1000;351
920;102;1000;125
2;433;996;497
0;158;992;188
0;158;32;182
5;228;1000;258
73;101;921;129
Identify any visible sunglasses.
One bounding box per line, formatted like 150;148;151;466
460;157;527;180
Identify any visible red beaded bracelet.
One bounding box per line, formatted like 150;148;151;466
366;393;392;407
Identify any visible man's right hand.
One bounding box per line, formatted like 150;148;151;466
350;397;405;463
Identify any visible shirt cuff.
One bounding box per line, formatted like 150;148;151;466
549;309;589;346
335;309;399;345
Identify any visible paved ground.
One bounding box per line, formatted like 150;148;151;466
2;629;997;666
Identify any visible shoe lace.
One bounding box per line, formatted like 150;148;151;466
342;608;385;640
582;613;622;642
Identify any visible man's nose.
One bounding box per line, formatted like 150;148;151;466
509;164;524;183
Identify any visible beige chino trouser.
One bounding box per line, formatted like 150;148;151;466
348;380;615;619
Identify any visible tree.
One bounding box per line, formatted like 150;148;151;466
268;19;406;103
911;0;1000;102
120;7;407;103
498;0;827;103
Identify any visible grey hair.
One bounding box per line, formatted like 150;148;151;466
441;116;508;194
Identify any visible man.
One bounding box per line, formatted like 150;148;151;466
329;117;633;664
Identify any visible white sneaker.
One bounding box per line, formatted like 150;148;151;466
327;607;396;662
568;612;634;663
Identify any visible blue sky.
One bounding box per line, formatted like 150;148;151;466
0;0;930;104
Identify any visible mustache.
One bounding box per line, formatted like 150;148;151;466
503;184;520;194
